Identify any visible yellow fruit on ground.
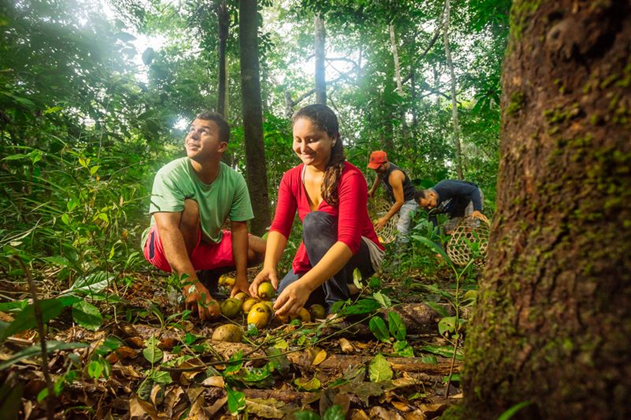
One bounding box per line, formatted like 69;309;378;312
258;282;276;300
262;301;274;313
234;292;248;301
290;307;311;323
212;324;243;343
219;276;236;287
272;313;289;325
242;298;260;313
309;304;326;320
247;303;271;329
220;298;242;319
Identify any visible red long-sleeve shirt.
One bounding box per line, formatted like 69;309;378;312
270;162;384;275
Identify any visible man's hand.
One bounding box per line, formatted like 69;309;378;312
273;281;311;316
183;281;220;321
375;216;389;230
231;275;250;297
471;211;489;224
367;190;374;199
249;266;279;297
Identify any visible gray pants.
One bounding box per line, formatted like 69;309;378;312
396;199;418;244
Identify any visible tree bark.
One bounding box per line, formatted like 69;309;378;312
314;14;326;105
463;1;631;418
443;0;463;179
238;0;271;235
217;0;229;118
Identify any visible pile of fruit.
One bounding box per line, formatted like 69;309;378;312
210;276;327;343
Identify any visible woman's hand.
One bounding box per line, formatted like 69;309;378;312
273;281;311;316
249;266;279;297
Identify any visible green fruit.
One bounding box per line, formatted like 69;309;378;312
234;292;248;301
309;304;326;320
290;307;311;323
242;298;260;313
220;298;242;319
212;324;243;343
258;282;276;300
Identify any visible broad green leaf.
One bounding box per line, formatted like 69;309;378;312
438;316;457;336
421;354;438;365
147;370;172;385
294;411;320;420
89;165;100;176
393;340;414;357
44;106;64;114
424;301;451;317
72;300;102;331
339;299;380;316
411;236;452;264
387;312;406;341
421;345;463;361
0;379;24;419
70;271;112;295
372;292;391;308
368;353;392;382
0;301;28;312
352;268;362;290
369;316;389;342
0;298;65;343
87;359;104;379
266;347;290;375
0;341;88;371
294;376;321;391
323;405;345;420
226;387;245;414
143;337;163;363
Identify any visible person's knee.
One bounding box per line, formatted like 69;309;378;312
248;235;266;264
303;211;334;237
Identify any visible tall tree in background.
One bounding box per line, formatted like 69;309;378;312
239;0;270;235
216;0;229;117
314;14;326;105
443;0;463;179
463;0;631;418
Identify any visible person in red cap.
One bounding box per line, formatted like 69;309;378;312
367;151;418;244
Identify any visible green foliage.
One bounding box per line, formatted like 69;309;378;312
368;353;393;382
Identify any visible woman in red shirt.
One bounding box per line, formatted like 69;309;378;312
249;104;384;317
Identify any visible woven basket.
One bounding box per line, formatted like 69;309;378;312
368;197;399;244
446;216;490;266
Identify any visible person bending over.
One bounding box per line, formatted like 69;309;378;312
249;104;384;317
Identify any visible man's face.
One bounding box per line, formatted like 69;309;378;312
419;193;438;210
185;119;226;163
374;161;388;175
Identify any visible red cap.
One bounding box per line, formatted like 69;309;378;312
367;151;388;169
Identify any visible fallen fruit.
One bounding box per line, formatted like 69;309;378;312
247;303;271;329
219;276;236;287
262;300;274;313
258;282;276;300
242;298;260;313
212;324;243;343
309;304;326;320
290;307;311;323
220;298;242;319
234;292;248;301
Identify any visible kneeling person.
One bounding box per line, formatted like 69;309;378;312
142;111;265;320
415;179;488;234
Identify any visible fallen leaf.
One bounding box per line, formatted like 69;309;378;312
150;384;164;406
339;338;355;354
245;398;286;418
312;349;327;366
391;400;412;412
294;376;321;392
201;376;225;388
369;406;405;420
419;403;448;417
207;396;228;417
449;392;463;399
189;395;210;418
404;410;427;420
350;409;371;420
129;395;160;419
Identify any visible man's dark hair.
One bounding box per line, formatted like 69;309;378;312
415;189;430;201
195;111;230;143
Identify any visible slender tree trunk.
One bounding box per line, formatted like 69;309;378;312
462;1;631;418
443;0;463;179
389;23;409;141
217;0;229;117
238;0;270;235
314;14;326;105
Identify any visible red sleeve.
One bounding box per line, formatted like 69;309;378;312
337;168;368;254
269;170;298;239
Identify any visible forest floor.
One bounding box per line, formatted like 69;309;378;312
0;261;465;419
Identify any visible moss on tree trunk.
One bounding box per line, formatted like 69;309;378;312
462;0;631;418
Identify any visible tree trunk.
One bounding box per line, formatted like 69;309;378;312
443;0;463;179
217;0;229;118
463;1;631;419
238;0;271;235
314;14;326;105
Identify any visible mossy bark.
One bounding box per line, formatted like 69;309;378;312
462;1;631;418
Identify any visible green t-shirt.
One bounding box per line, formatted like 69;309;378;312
142;157;254;247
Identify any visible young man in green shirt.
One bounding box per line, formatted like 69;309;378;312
142;111;266;320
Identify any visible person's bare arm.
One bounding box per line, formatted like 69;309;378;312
154;212;217;320
375;171;405;230
230;221;250;296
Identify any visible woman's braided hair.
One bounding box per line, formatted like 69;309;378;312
292;104;345;206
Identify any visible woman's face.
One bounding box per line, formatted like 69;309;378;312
292;118;335;170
